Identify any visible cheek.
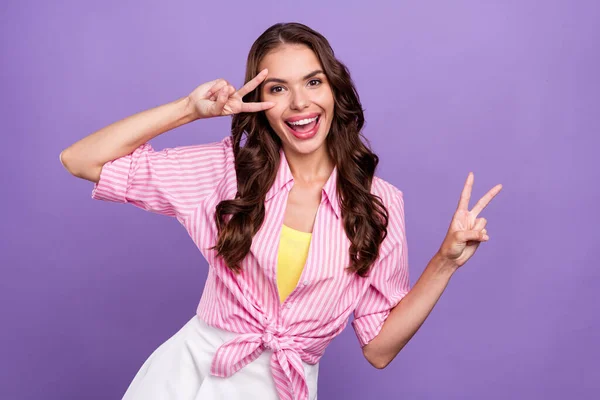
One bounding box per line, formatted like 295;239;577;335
314;90;335;112
264;100;287;124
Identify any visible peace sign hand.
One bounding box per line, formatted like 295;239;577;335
187;69;275;120
438;172;503;269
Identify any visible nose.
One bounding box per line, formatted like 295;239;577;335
290;88;310;110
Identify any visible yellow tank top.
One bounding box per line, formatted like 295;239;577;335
276;224;312;304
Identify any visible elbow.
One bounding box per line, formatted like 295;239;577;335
366;354;391;370
59;148;74;174
59;148;100;182
362;344;392;370
370;358;390;370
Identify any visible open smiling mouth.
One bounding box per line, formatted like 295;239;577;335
284;115;321;138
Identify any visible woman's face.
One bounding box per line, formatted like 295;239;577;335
259;44;335;158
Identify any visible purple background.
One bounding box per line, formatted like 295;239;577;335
2;0;599;399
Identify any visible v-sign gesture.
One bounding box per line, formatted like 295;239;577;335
188;69;275;120
438;172;503;269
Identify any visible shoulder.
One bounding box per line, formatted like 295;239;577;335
371;175;407;258
371;175;404;208
218;135;235;165
176;136;235;174
191;135;234;161
170;136;236;196
155;135;234;165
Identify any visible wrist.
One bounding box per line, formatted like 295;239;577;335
180;96;201;122
430;252;459;277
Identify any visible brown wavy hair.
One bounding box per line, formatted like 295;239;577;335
213;22;389;277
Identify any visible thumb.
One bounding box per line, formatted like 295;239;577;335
455;230;486;243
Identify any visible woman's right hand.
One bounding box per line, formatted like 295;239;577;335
187;69;275;120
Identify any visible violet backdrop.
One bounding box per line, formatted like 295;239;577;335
1;0;598;399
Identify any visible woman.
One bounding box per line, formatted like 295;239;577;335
60;22;502;400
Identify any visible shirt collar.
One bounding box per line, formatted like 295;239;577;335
321;166;340;219
265;147;341;219
265;148;294;202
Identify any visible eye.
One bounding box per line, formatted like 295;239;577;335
270;85;285;94
308;79;322;87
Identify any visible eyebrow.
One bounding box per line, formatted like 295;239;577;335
263;69;324;85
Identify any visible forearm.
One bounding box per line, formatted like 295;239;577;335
363;252;458;368
60;96;197;183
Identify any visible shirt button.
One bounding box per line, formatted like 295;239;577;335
286;303;292;309
303;280;309;286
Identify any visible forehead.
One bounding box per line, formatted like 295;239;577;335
259;44;323;80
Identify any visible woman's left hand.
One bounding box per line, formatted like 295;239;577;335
438;172;502;270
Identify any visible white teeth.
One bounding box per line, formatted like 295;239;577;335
288;116;318;126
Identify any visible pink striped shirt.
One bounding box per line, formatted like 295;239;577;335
92;136;410;400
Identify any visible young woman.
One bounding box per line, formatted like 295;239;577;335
60;22;502;400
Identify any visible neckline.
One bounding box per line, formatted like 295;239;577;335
282;224;312;237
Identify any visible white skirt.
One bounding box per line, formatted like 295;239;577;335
122;316;320;399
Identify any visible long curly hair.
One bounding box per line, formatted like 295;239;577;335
213;22;389;277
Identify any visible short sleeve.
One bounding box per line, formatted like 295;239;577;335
352;188;411;347
91;136;233;220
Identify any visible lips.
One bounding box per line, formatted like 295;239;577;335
284;112;321;124
284;114;322;140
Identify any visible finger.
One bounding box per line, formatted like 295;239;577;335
473;217;487;231
456;229;487;243
211;85;235;102
240;101;276;113
471;184;503;218
237;69;269;98
213;87;229;114
205;79;226;97
206;79;228;99
457;172;474;211
202;78;223;90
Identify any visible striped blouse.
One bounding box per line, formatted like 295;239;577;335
91;136;411;400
